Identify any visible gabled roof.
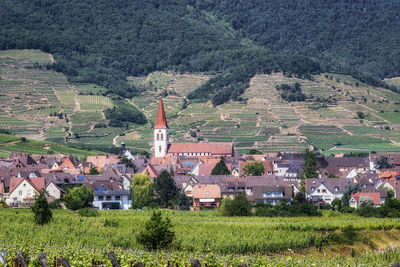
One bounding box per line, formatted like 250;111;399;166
306;178;354;194
193;184;221;199
154;98;168;129
351;192;381;205
9;177;45;194
141;164;160;178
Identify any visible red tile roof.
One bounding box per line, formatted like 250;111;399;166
141;164;160;178
198;164;216;176
9;177;24;193
154;98;168;129
9;177;45;194
168;143;233;155
351;192;381;205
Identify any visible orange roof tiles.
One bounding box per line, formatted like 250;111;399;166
154;98;168;129
352;192;381;205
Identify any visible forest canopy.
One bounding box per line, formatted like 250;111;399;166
1;0;399;105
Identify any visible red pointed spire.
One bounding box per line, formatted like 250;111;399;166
154;98;168;128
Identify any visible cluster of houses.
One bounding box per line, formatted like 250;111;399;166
0;99;399;210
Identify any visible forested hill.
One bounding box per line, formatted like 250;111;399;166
198;0;400;79
1;0;399;105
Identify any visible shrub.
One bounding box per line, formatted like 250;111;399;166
137;211;175;250
103;218;119;227
219;193;251;216
78;208;100;217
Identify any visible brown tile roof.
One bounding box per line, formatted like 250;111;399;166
168;143;233;155
141;164;160;178
198;164;216;176
9;177;45;194
193;184;221;199
86;154;120;171
154;98;168;128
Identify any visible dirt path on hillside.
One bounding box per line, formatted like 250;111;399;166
48;54;55;64
128;99;151;119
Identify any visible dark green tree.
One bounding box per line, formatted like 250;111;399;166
154;171;178;208
243;161;265;176
32;191;52;225
211;158;231;175
89;166;99;174
177;192;191;211
219;193;251;216
64;185;94;210
375;156;393;170
137;211;175;250
301;149;319;178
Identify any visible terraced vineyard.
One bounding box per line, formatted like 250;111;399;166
1;50;400;154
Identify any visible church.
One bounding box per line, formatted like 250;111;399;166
153;99;234;158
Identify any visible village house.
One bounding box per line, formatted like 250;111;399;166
349;192;382;208
306;178;355;205
93;189;131;210
192;184;221;210
5;177;45;206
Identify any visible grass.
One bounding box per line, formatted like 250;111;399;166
78;95;113;110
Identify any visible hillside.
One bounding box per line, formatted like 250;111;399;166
0;133;101;159
1;49;400;154
2;0;399;106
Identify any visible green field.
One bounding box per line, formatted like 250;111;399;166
2;209;400;266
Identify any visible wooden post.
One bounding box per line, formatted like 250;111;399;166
107;252;120;267
61;258;71;267
16;251;28;267
133;263;145;267
392;261;400;267
37;253;50;267
190;259;201;267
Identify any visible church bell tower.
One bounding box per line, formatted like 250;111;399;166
154;99;169;157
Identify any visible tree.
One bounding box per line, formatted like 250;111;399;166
331;198;342;211
154;171;178;208
243;161;264;176
219;193;251;216
211;158;230;175
301;149;319;178
341;185;360;207
357;111;365;119
131;173;155;208
119;155;135;169
248;149;263;155
89;166;99;174
31;191;52;225
358;196;374;209
137;211;175;250
177;192;191;210
375;156;393;170
64;185;94;210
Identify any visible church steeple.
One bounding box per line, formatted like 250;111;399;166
154;98;168;129
154;98;169;157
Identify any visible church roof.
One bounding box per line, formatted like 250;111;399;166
168;143;233;155
154;98;168;129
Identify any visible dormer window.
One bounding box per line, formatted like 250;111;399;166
335;187;339;192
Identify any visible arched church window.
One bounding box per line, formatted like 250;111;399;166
161;133;163;140
157;133;159;140
159;146;161;152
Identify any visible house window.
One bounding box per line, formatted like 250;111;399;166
23;183;26;187
228;187;235;191
27;190;31;196
267;171;272;175
311;187;315;191
322;189;326;193
317;189;320;193
19;190;22;196
157;133;159;140
98;196;104;201
106;196;111;201
115;196;121;201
